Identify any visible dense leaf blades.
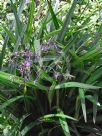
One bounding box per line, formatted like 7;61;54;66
2;25;16;44
0;95;24;111
25;0;34;42
10;0;21;36
20;121;40;136
57;0;77;42
0;71;48;91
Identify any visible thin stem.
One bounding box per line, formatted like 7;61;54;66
56;90;59;108
24;84;28;113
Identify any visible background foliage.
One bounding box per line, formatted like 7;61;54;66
0;0;102;135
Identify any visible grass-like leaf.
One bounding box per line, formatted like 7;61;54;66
0;71;48;91
93;93;98;124
25;0;34;42
55;82;100;90
47;0;59;30
40;113;77;121
0;36;9;69
85;95;100;107
57;0;77;42
58;109;71;136
10;0;21;36
20;121;40;136
2;25;16;44
79;88;87;122
0;95;24;111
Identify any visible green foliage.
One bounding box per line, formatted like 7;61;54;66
0;0;102;135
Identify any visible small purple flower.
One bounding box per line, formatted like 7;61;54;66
20;50;33;59
54;72;61;79
18;67;24;77
24;50;33;58
18;60;31;81
51;44;58;49
35;0;39;6
26;0;30;4
22;60;31;68
42;45;49;52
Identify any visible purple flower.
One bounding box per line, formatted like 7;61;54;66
42;45;49;52
18;67;24;77
24;50;33;58
18;62;31;82
42;41;61;54
35;0;39;6
20;50;33;59
54;72;61;79
22;60;31;68
26;0;30;4
51;44;58;49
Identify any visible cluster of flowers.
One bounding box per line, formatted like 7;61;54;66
18;49;33;82
41;41;66;81
10;49;33;82
9;41;73;83
41;41;74;81
41;41;60;53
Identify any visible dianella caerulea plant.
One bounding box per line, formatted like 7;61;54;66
0;0;102;135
